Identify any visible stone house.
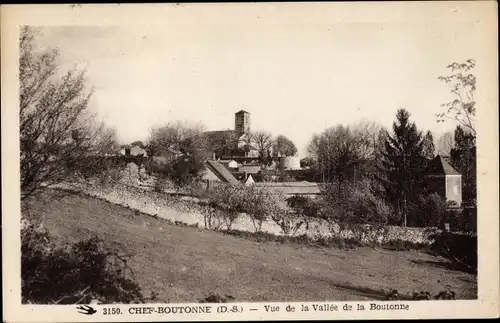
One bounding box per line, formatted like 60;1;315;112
202;110;260;159
200;160;239;189
425;155;462;207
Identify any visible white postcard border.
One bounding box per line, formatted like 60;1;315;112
1;2;498;321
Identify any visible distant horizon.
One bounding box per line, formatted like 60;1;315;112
31;8;481;157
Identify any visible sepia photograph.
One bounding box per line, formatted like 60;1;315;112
2;2;498;321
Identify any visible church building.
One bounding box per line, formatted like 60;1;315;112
203;110;260;160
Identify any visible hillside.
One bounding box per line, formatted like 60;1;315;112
22;189;477;302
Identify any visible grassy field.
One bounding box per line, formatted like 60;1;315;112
22;189;477;302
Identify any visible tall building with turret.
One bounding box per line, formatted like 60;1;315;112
235;110;251;138
200;110;259;159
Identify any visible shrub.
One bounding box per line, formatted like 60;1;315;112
154;177;167;193
223;229;286;244
208;185;246;230
270;209;309;237
416;192;457;227
314;235;362;250
185;180;209;198
462;206;477;233
204;185;244;230
199;293;235;303
22;225;151;304
385;288;456;301
77;157;126;184
382;239;429;252
429;231;477;272
321;180;397;246
287;195;323;219
323;180;394;225
162;154;206;189
345;183;393;225
286;195;307;209
205;184;288;233
199;203;226;231
246;187;288;232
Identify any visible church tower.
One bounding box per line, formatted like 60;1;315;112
235;110;250;138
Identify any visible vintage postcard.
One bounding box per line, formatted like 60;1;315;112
1;2;499;322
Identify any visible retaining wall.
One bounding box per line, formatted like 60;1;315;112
53;179;439;245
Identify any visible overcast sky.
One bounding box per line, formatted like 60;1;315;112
32;4;483;157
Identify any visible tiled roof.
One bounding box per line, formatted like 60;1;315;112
218;159;236;164
426;155;461;175
235;110;250;114
239;164;261;174
206;160;239;184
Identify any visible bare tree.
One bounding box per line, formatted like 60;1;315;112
146;121;205;157
437;131;454;156
250;130;274;158
437;59;476;137
306;133;321;160
307;121;383;185
94;126;119;154
307;124;372;194
351;120;383;161
20;26;111;199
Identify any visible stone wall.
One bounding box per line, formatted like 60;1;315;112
54;178;439;245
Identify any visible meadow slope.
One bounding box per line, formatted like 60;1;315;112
22;189;477;302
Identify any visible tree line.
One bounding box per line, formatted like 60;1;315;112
305;59;477;227
145;122;298;160
20;25;477;229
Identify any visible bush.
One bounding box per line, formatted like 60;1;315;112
346;183;393;225
162;154;205;189
382;239;429;252
22;225;152;304
77;157;126;184
321;180;395;246
204;185;246;230
287;195;323;219
199;203;226;231
185;180;210;198
270;209;309;237
223;229;286;244
462;206;477;233
205;184;288;232
429;231;477;272
416;192;457;227
385;288;456;301
153;176;177;193
199;293;235;303
154;177;166;193
323;180;394;225
314;235;362;250
245;186;288;232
